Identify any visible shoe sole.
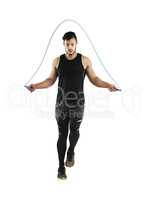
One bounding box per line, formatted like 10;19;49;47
65;160;75;167
57;176;67;180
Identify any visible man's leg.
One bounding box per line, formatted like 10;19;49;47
55;105;69;169
66;105;85;165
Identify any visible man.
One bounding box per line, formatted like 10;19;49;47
26;31;119;180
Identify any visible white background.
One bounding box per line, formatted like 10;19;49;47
0;0;145;199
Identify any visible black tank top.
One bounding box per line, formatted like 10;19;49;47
56;53;86;107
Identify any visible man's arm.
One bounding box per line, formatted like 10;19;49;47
83;56;119;91
26;57;59;92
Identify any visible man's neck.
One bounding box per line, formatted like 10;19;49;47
65;52;77;60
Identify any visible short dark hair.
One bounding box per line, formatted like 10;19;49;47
62;31;77;41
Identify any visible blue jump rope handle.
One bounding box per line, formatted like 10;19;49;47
24;85;31;91
117;89;122;91
24;85;29;89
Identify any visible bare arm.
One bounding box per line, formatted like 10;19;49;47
83;56;119;91
27;57;59;92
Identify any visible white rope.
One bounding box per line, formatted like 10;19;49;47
24;18;121;91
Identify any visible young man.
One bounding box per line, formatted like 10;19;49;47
26;31;119;180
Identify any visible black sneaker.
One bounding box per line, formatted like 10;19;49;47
57;166;67;180
65;152;75;167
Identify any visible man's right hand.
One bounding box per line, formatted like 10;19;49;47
25;84;36;93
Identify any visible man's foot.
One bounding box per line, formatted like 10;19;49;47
57;166;67;180
65;152;75;167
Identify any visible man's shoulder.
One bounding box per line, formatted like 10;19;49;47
53;55;62;62
81;54;91;63
53;54;64;69
54;54;65;61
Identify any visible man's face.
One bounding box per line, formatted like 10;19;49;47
63;38;77;55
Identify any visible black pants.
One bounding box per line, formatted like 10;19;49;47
55;103;85;168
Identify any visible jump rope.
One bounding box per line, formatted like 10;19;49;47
24;18;122;91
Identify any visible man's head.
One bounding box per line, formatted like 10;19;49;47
62;31;77;55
